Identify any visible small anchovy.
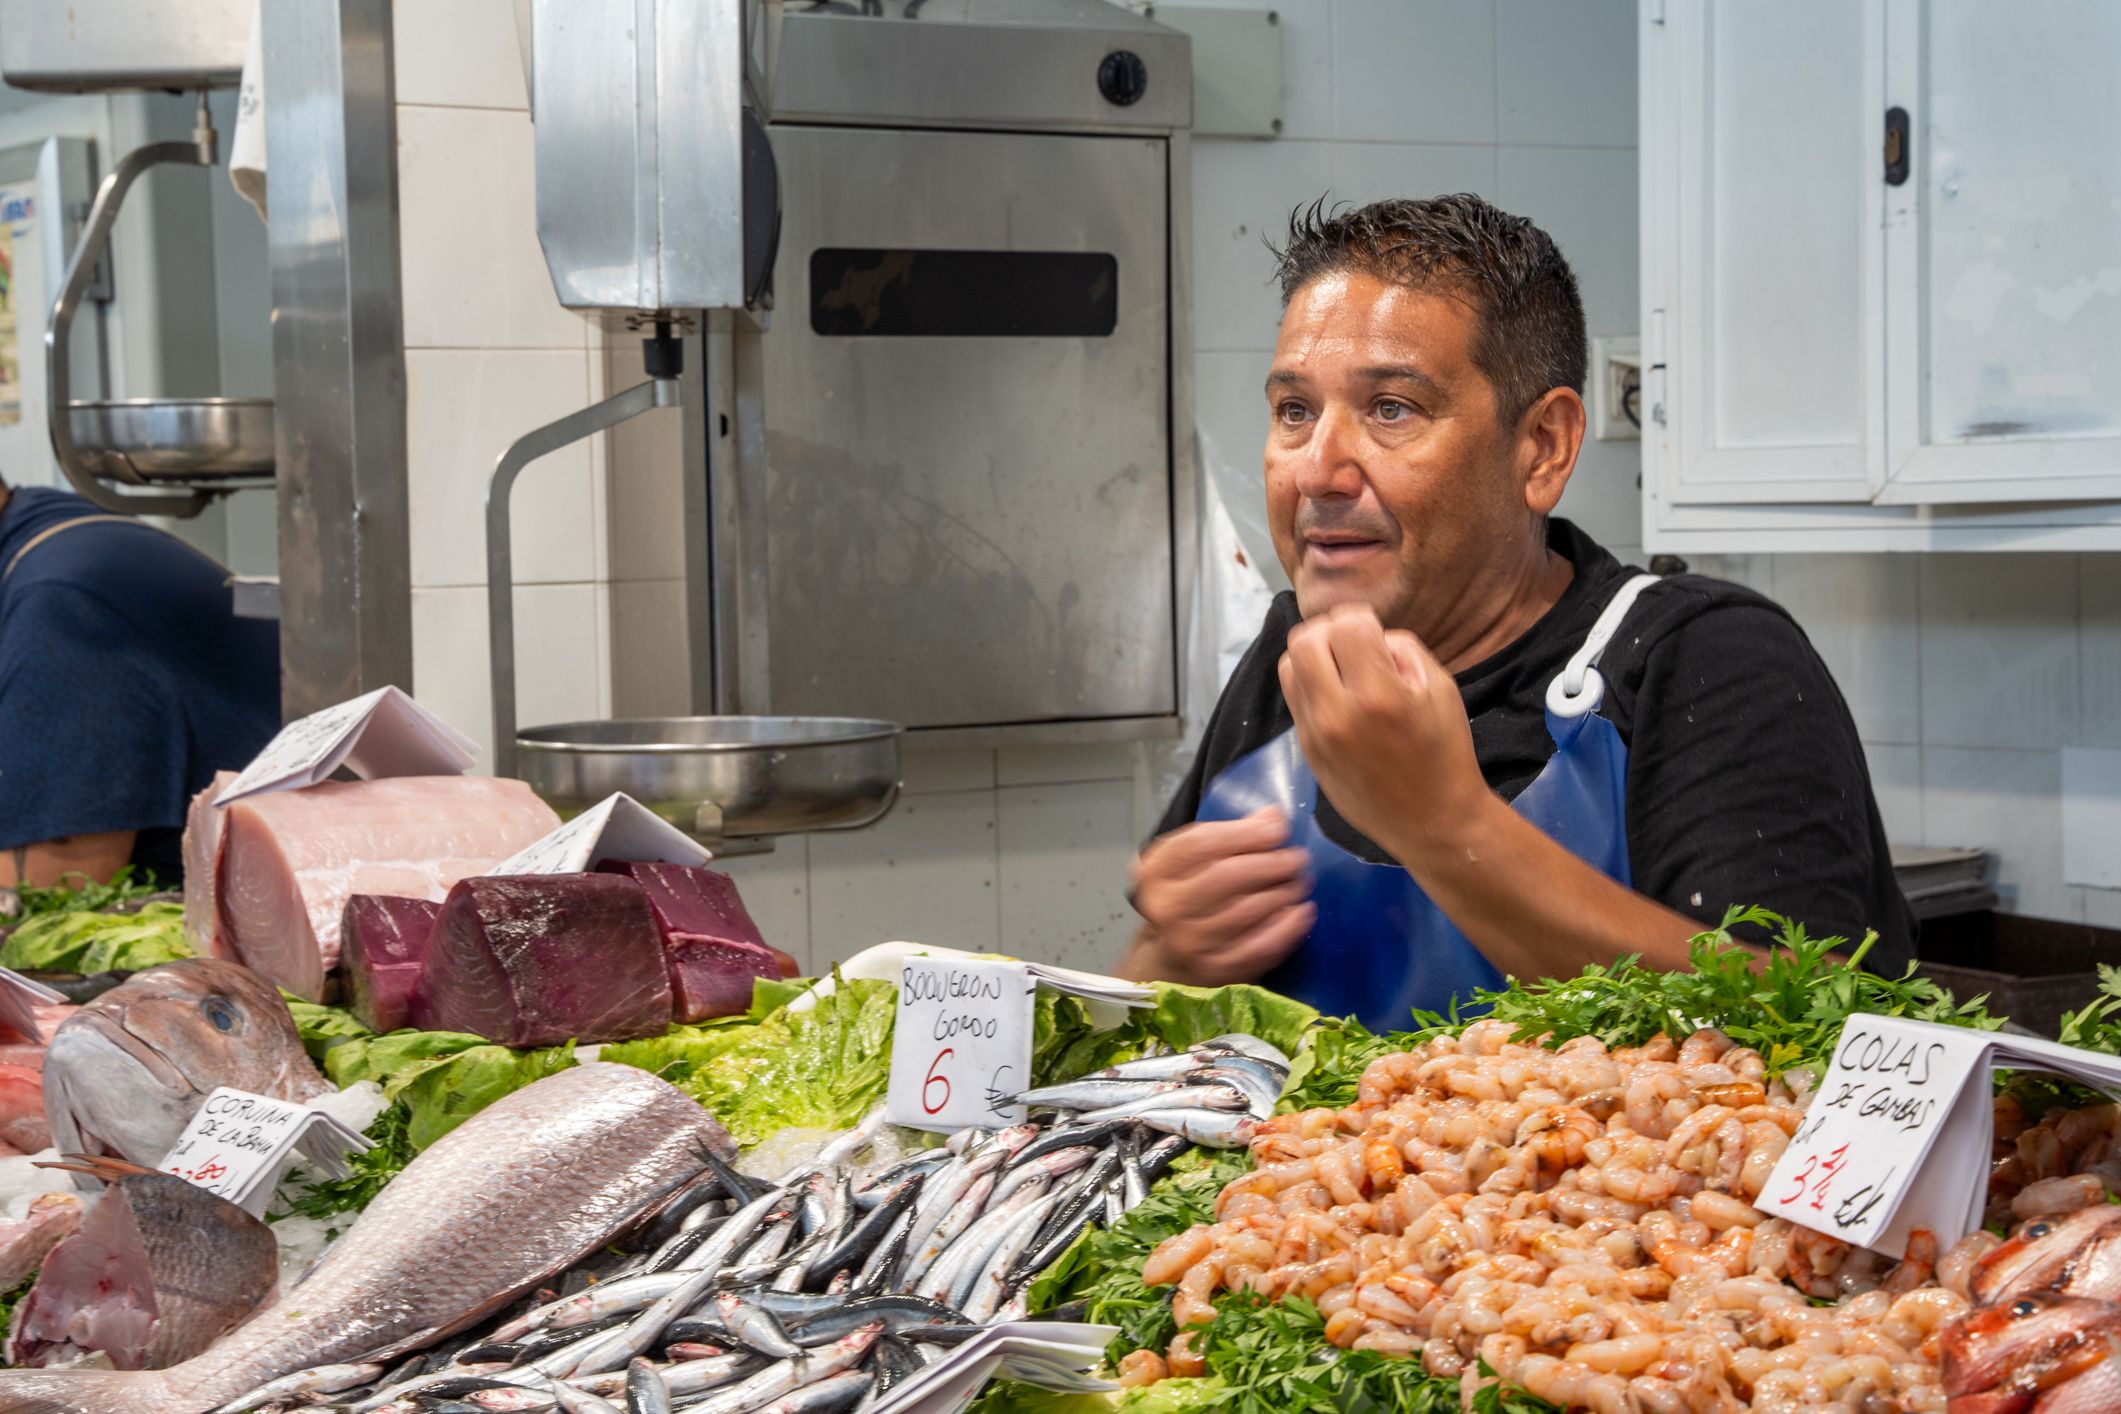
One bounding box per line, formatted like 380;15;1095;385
715;1290;805;1360
681;1324;882;1414
698;1147;766;1206
783;1294;965;1345
1198;1033;1292;1068
899;1170;998;1289
662;1342;727;1362
1072;1084;1248;1124
211;1362;388;1413
852;1202;918;1296
624;1357;671;1414
662;1351;764;1396
796;1172;834;1242
1010;1078;1200;1110
1087;1052;1204;1082
535;1374;624;1414
1135;1132;1189;1187
1008;1119;1130;1166
638;1173;729;1250
461;1392;556;1413
756;1369;872;1414
919;1182;1053;1307
801;1172;920;1286
1188;1060;1283;1115
496;1271;694;1340
1135;1107;1263;1148
987;1146;1095;1207
872;1336;919;1394
947;1192;1061;1315
965;1192;1059;1322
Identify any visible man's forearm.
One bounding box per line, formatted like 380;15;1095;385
1382;795;1706;980
0;832;137;890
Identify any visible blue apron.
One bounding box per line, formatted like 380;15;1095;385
1196;574;1661;1030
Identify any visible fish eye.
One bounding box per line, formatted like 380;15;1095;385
2012;1299;2039;1317
2028;1222;2053;1238
200;998;240;1033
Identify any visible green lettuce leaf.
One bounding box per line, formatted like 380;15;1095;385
0;903;191;973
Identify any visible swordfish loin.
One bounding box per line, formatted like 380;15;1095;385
188;776;560;1001
0;1063;734;1414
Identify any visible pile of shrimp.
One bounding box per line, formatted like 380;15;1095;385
1120;1021;2051;1414
1986;1088;2121;1231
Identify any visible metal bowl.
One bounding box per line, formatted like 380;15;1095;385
514;716;902;843
68;397;275;483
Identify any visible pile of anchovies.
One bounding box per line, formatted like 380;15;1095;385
238;1035;1287;1414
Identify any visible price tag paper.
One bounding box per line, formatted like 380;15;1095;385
491;792;711;876
216;686;477;806
160;1087;372;1217
887;958;1036;1133
1759;1014;2121;1258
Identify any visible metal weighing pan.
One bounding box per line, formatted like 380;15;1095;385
515;716;901;844
66;398;275;482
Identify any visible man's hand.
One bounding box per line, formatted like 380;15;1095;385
1121;808;1314;986
1278;603;1487;859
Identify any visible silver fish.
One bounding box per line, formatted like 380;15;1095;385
1071;1085;1248;1124
684;1327;881;1414
1135;1107;1263;1148
0;1063;733;1414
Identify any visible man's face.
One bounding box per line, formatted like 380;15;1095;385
1264;271;1529;632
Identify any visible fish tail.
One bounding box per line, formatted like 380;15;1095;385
0;1369;179;1414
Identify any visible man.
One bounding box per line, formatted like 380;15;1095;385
1121;195;1910;1027
0;471;279;888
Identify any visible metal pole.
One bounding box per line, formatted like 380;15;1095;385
264;0;413;719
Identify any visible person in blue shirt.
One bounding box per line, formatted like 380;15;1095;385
0;470;280;890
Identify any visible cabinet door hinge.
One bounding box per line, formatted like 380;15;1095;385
1646;309;1668;427
1648;0;1666;25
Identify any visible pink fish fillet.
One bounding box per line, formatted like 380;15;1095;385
179;773;238;962
210;777;560;1001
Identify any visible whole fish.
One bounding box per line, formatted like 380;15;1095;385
0;1063;732;1414
9;1161;278;1371
41;959;331;1173
1940;1291;2121;1409
1135;1108;1262;1149
1973;1206;2121;1306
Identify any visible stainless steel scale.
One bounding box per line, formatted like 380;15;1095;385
490;0;899;847
0;0;273;518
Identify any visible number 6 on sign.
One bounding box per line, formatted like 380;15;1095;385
887;956;1035;1133
923;1049;954;1116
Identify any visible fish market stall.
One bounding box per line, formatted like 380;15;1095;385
6;696;2121;1414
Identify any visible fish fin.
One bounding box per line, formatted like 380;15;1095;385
30;1157;156;1182
0;1369;174;1414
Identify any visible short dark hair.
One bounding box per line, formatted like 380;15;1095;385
1272;194;1587;424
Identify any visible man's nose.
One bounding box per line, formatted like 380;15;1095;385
1293;404;1366;501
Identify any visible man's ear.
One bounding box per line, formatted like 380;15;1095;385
1518;387;1585;516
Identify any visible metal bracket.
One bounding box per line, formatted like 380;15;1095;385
487;375;682;778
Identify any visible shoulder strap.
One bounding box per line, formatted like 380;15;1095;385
1546;572;1662;719
2;513;230;585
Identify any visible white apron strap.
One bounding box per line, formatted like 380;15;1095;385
1545;572;1662;719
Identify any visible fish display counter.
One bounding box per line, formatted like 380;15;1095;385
3;821;2121;1411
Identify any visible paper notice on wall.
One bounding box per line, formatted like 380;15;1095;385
491;792;712;875
215;687;478;806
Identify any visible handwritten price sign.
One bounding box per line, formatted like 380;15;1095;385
886;958;1035;1133
159;1087;372;1216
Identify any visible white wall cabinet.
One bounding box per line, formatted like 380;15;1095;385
1640;0;2121;551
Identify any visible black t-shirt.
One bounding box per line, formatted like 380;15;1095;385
1156;518;1915;973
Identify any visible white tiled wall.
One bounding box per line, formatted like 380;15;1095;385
393;0;611;775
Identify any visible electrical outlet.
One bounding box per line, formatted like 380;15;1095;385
1592;335;1641;443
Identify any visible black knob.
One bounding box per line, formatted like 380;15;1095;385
1098;50;1148;106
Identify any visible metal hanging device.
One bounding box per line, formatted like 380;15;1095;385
43;92;274;518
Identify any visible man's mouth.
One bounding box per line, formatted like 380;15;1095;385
1302;533;1384;568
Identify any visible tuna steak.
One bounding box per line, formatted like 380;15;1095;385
0;1063;732;1413
8;1162;277;1370
202;776;560;1000
600;862;798;1021
339;895;439;1034
409;875;672;1047
42;960;330;1173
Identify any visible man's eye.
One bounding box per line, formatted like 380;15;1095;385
1377;399;1409;422
1276;401;1313;424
